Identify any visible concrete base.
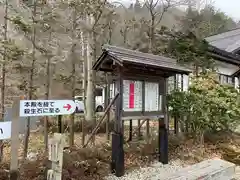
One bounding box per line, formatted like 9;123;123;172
158;159;236;180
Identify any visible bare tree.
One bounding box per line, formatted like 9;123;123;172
44;32;51;150
85;0;107;143
145;0;188;52
69;3;77;147
80;26;87;146
0;0;8;162
23;0;37;159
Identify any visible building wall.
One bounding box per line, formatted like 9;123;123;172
169;60;240;92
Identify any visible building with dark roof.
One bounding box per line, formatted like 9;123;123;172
205;28;240;54
205;28;240;88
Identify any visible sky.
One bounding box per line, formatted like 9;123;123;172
112;0;240;21
213;0;240;21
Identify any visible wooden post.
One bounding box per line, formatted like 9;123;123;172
47;133;66;180
122;120;124;140
137;119;141;139
142;81;146;140
173;75;179;135
159;77;169;164
128;119;132;142
58;115;62;133
180;74;185;133
105;73;110;140
111;69;124;177
81;117;85;146
132;119;147;136
10;96;22;180
158;118;168;164
174;116;178;135
163;77;169;131
146;119;150;142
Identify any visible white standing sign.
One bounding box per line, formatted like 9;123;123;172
0;121;12;140
19;100;76;117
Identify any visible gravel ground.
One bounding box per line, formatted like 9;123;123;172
104;159;185;180
105;160;240;180
234;166;240;180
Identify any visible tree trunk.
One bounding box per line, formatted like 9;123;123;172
85;15;94;123
199;131;205;155
23;0;37;159
69;6;77;147
81;29;87;146
44;31;52;151
123;28;127;46
149;15;155;53
0;0;8;162
108;22;112;44
81;29;87;112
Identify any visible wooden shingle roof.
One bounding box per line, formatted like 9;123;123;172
205;28;240;53
93;45;192;76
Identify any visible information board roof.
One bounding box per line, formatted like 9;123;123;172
93;44;192;75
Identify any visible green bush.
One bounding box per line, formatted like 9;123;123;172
168;72;240;140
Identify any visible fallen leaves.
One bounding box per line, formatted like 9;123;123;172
0;131;239;180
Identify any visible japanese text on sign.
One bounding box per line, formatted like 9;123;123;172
123;80;142;112
23;101;60;115
20;100;76;117
145;82;159;111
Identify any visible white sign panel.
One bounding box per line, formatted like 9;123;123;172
145;82;159;111
19;100;76;117
0;121;12;140
123;80;142;111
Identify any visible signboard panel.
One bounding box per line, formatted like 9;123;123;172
145;82;159;111
123;80;142;112
19;100;76;117
0;121;12;140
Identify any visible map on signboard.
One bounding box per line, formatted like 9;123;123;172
19;100;76;117
145;82;159;111
123;80;142;112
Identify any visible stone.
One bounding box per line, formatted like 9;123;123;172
156;158;236;180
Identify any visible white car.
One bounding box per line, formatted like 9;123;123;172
74;96;104;113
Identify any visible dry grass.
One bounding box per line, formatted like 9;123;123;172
0;130;239;180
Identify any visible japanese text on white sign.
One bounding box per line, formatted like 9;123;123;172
145;82;160;111
19;100;76;117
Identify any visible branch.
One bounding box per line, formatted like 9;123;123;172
154;1;171;26
92;0;107;31
145;0;160;16
154;0;188;27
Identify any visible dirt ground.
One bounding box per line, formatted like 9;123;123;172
0;130;239;180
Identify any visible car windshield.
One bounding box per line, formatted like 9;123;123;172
75;96;85;101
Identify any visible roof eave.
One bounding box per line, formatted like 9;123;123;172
207;45;240;65
92;51;108;70
122;61;191;75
